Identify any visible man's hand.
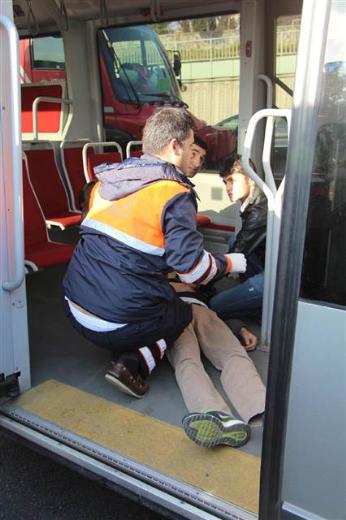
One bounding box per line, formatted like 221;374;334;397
239;327;257;351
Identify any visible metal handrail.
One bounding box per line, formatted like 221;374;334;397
242;108;291;346
82;141;123;182
126;140;143;158
258;74;274;109
1;16;25;292
32;96;72;140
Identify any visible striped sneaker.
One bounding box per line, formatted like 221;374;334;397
182;410;250;448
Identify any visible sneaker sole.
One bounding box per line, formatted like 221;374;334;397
105;372;145;399
182;413;250;448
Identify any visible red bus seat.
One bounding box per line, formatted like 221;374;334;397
61;144;89;211
25;146;82;229
22;156;74;269
21;82;68;139
128;150;143;158
196;214;212;227
126;141;143;158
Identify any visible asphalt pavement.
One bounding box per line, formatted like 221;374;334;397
0;432;168;520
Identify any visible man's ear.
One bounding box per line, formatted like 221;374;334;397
171;138;181;156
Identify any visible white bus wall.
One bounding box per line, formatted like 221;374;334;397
0;0;31;392
282;301;346;520
60;21;104;143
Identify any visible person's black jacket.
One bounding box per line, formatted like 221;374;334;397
230;191;267;280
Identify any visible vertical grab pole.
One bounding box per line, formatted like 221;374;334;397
1;15;25;292
261;109;291;346
242;108;291;346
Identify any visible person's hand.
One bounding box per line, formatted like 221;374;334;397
239;327;257;351
225;253;247;273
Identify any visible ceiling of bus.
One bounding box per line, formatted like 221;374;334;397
13;0;240;36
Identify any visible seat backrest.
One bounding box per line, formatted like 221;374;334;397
61;145;86;210
129;150;143;158
25;146;71;219
21;81;67;140
126;140;143;159
22;156;49;248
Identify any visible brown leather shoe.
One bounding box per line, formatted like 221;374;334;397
105;361;149;398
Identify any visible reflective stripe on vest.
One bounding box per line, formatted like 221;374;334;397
83;180;189;256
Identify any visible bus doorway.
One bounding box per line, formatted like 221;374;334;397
4;2;345;520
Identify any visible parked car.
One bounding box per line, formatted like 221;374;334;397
216;113;288;149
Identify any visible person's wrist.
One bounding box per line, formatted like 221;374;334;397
224;254;233;273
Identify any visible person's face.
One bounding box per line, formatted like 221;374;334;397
223;172;251;203
174;129;194;174
185;143;207;177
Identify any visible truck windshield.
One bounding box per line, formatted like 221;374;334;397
100;25;183;105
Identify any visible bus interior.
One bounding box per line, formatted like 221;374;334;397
1;1;345;520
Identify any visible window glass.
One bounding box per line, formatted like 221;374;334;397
274;15;300;109
273;16;301;177
31;36;65;70
155;15;240;128
100;26;181;105
301;1;346;306
99;15;240;170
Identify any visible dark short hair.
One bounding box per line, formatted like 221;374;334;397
219;153;256;177
142;107;193;154
193;135;208;152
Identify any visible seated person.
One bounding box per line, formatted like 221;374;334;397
209;155;267;320
169;282;265;449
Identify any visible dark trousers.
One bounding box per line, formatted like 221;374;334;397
63;298;192;377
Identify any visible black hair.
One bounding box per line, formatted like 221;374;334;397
219;153;257;177
193;135;208;152
219;153;240;177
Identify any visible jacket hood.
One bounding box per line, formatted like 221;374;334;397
94;153;195;201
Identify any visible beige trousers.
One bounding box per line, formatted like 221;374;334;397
166;304;266;423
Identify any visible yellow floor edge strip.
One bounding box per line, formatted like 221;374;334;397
13;380;260;514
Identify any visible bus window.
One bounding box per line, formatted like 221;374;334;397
301;65;346;305
272;16;301;178
274;15;300;109
19;35;65;83
156;15;240;131
98;15;240;193
100;25;181;105
31;35;65;71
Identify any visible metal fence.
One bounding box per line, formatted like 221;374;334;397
159;26;300;62
175;35;239;62
181;78;239;125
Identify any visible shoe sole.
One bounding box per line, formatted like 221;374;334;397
105;372;145;399
182;412;250;448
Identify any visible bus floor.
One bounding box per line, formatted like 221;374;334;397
25;253;268;459
9;228;269;515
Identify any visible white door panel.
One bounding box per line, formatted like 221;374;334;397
0;3;30;392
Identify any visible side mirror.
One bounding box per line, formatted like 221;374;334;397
173;51;181;77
